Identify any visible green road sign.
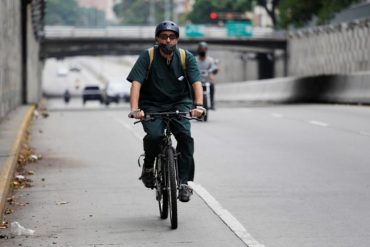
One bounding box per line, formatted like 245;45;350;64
226;21;253;37
185;24;205;38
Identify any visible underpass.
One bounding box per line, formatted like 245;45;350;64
1;1;370;246
2;55;370;247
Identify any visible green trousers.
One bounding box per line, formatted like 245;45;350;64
141;114;195;184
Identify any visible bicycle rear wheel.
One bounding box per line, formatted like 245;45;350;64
167;147;178;229
155;158;168;219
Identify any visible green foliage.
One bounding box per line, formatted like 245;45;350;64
45;0;107;27
187;0;253;24
113;0;166;25
45;0;78;25
278;0;362;28
113;0;148;24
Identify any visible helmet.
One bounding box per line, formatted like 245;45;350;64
155;20;180;38
198;41;208;50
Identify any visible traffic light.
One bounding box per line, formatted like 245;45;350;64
209;12;218;20
209;12;249;21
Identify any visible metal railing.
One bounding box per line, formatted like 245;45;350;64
43;25;276;39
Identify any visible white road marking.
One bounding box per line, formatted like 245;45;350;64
359;131;370;137
271;113;283;118
308;120;329;127
115;116;264;246
114;117;144;140
189;182;265;247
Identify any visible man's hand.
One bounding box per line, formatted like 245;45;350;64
129;109;145;119
191;106;206;119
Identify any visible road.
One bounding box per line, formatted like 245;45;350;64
2;56;370;246
1;100;370;247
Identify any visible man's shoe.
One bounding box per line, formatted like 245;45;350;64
140;168;155;189
178;184;193;202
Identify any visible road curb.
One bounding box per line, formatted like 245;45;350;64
0;105;35;221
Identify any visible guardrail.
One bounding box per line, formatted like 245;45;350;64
44;25;277;39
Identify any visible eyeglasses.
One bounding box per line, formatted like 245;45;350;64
158;34;177;40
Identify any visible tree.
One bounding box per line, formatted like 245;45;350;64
113;0;166;25
45;0;107;27
256;0;280;26
278;0;362;28
187;0;253;24
45;0;79;25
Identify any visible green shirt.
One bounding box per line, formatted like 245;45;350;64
127;47;201;112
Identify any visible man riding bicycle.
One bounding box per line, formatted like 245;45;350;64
127;20;205;202
196;41;219;110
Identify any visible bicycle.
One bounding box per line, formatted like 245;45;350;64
200;69;212;121
132;111;200;229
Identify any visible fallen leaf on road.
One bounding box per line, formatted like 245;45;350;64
56;201;69;205
13;175;33;189
0;221;8;229
6;196;14;204
4;208;13;215
29;154;38;162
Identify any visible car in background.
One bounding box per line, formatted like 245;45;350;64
103;81;130;105
57;66;68;77
69;63;81;72
82;85;103;105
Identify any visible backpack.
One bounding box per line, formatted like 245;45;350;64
146;46;187;80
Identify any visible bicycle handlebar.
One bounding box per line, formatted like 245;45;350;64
129;110;202;124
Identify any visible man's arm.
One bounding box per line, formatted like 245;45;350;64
192;81;203;105
129;81;144;119
191;81;205;118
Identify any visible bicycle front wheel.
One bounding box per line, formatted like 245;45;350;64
156;158;168;219
167;147;178;229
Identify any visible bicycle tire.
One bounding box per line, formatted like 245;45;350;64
155;158;168;219
203;93;209;122
167;147;178;229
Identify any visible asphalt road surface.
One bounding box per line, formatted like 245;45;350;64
2;56;370;246
1;100;370;247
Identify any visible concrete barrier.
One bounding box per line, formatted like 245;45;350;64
217;72;370;105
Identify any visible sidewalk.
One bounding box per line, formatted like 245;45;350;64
0;105;247;246
0;105;35;221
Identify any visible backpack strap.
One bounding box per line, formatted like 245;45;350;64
146;47;187;80
146;47;155;80
179;48;187;72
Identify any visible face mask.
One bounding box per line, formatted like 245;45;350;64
199;51;206;57
159;43;176;55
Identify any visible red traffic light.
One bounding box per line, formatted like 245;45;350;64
210;12;218;20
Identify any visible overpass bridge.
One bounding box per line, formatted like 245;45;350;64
41;26;287;58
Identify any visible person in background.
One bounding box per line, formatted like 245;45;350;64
196;41;219;110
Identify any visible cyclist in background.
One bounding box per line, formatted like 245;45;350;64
196;41;219;110
127;21;205;202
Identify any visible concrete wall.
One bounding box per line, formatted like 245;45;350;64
26;4;43;104
289;17;370;76
0;0;43;122
206;49;259;83
208;48;285;83
0;0;23;120
217;72;370;105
